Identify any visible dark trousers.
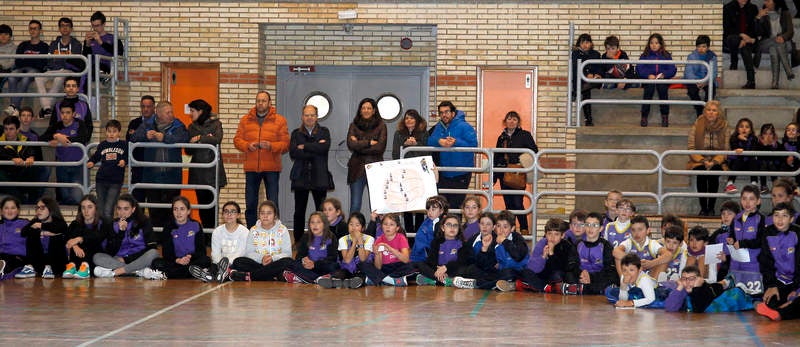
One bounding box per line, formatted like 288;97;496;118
292;188;327;242
0;253;28;278
145;188;180;229
231;256;292;281
416;262;461;284
438;173;471;212
287;259;339;283
152;255;211;279
500;179;528;231
641;84;670;117
359;261;416;285
195;189;217;230
726;35;756;83
686;84;715;117
695;164;723;213
25;235;67;276
520;268;578;291
459;264;501;289
728;159;758;184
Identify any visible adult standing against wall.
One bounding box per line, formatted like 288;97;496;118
688;100;730;216
391;109;429;232
427;101;478;211
187;99;226;230
289;105;332;242
233;91;289;228
131;101;187;228
493;111;538;234
347;98;387;215
723;0;759;89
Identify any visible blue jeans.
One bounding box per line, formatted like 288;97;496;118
349;175;369;215
245;171;280;228
6;66;46;107
96;182;122;219
56;165;84;205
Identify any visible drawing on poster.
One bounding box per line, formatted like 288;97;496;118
366;156;438;214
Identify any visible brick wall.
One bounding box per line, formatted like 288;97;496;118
1;1;722;230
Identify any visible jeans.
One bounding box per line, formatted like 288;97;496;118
96;182;122;219
245;171;280;228
6;67;47;107
349;175;369;215
56;165;84;205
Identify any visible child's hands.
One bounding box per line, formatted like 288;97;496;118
434;265;447;282
261;254;273;265
118;159;126;167
301;256;315;270
615;300;633;308
87;162;94;169
735;148;744;154
763;287;780;305
481;233;493;252
542;244;551;259
580;270;591;284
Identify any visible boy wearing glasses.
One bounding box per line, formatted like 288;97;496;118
37;17;83;119
510;218;580;293
665;265;752;313
564;209;588;244
574;212;618;295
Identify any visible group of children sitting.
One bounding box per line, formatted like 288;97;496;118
573;33;718;127
725;117;800;195
2;183;800;323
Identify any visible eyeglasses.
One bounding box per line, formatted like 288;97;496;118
35;205;47;210
570;222;586;228
584;223;601;228
680;275;698;282
443;222;459;229
223;209;239;215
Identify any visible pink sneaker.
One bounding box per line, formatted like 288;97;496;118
724;183;738;194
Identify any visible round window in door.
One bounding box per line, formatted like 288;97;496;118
377;94;402;121
304;92;332;120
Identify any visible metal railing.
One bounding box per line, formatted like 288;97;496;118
128;142;222;231
572;59;713;127
0;141;89;194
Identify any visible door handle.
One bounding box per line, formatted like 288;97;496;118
172;72;177;85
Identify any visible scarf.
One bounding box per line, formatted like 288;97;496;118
694;114;727;150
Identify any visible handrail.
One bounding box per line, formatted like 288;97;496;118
572;59;714;128
127;142;221;230
0;141;88;193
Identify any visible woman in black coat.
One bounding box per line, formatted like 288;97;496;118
289;104;333;242
494;111;538;234
187;99;227;229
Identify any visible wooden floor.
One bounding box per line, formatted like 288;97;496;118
2;278;799;346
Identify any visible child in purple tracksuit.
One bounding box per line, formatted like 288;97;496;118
319;212;372;289
40;101;89;205
16;197;68;279
517;218;580;294
726;185;765;294
0;197;30;279
92;194;162;279
664;265;752;313
415;214;473;287
577;212;619;295
284;212;339;284
756;203;800;317
152;196;210;279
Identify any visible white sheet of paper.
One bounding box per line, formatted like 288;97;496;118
365;156;438;214
727;244;751;263
705;243;723;265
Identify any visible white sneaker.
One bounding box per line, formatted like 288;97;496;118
453;276;476;289
136;267;167;280
3;105;18;117
93;266;116;278
42;265;55;279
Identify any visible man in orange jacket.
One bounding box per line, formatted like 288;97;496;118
233;91;290;228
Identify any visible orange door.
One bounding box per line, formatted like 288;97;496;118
479;68;536;227
162;63;220;221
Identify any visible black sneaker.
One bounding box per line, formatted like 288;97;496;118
190;265;213;283
215;257;230;283
230;270;251;282
318;277;340;289
39;108;52;119
640;116;648;127
344;277;364;289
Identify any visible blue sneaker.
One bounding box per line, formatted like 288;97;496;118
393;276;408;287
15;265;36;279
42;265;55;279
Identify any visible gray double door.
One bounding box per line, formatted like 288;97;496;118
276;65;430;230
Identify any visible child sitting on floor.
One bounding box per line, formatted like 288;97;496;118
516;218;580;294
665;265;753;313
606;253;660;308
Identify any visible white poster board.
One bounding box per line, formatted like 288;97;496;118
365;156;438;214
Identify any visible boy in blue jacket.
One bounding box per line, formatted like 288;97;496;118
493;211;530;291
685;35;718;117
